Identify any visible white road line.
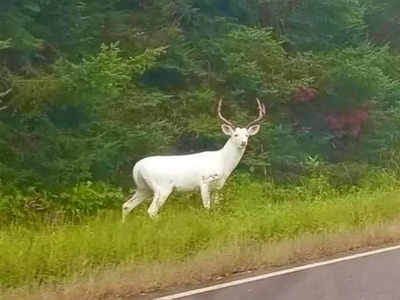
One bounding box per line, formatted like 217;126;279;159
155;244;400;300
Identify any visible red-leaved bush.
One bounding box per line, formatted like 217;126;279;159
325;108;369;138
293;87;318;103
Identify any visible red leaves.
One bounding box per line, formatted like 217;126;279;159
293;87;318;103
293;86;370;138
326;108;369;138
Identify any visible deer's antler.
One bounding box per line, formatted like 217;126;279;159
217;98;236;128
246;98;266;128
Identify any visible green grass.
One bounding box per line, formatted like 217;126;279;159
2;172;400;289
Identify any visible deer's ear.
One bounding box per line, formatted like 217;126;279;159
221;124;234;136
247;124;260;136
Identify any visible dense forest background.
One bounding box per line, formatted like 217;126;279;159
2;0;400;219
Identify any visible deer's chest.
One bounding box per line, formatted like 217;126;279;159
201;172;228;190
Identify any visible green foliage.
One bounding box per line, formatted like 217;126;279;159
0;3;43;53
243;123;309;182
365;0;400;48
0;181;124;223
0;39;12;50
315;46;400;111
0;42;172;187
60;42;167;97
204;26;314;102
284;0;367;51
1;0;400;219
2;175;400;288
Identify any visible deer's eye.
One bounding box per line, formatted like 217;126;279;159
234;134;238;137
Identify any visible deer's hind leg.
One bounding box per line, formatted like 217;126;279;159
147;187;172;218
200;183;211;209
122;189;150;222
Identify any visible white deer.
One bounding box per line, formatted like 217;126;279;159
122;98;266;220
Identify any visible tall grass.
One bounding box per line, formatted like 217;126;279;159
2;172;400;289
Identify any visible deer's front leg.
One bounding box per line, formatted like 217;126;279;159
200;182;211;209
212;176;226;205
213;191;221;205
201;174;220;209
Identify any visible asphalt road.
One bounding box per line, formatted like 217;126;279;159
156;245;400;300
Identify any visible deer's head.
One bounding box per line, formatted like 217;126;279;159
218;98;266;149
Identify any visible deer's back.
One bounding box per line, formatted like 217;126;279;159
134;151;222;191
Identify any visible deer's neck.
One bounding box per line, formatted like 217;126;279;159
219;138;246;177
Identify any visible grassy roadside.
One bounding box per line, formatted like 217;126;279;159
3;219;400;300
2;174;400;299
